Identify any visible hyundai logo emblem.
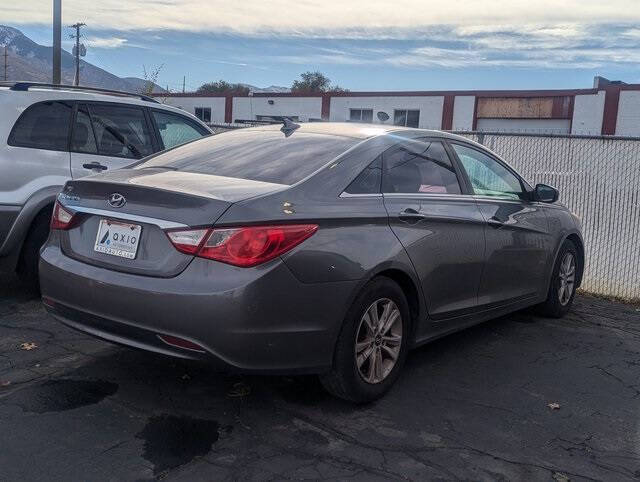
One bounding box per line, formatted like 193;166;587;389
108;193;126;208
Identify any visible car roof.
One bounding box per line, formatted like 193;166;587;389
238;122;477;142
0;85;195;113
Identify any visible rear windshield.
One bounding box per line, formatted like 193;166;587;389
136;129;358;185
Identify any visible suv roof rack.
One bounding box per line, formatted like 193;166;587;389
1;82;158;103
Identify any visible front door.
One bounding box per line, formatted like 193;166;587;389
382;139;486;320
450;142;552;306
70;103;156;179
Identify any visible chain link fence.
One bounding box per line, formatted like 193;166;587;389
209;124;640;301
458;132;640;301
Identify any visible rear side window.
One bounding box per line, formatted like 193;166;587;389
344;156;382;194
70;105;98;154
87;104;154;159
8;101;73;151
137;130;358;185
152;110;207;149
383;140;461;194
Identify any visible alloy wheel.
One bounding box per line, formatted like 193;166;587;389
558;252;576;306
354;298;402;384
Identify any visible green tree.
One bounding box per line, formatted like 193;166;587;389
291;71;348;93
196;80;250;95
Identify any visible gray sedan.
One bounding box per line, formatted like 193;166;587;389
40;123;584;402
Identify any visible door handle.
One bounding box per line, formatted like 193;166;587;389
399;208;427;223
487;216;504;228
83;162;108;171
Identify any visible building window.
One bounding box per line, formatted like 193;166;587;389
349;109;374;123
394;109;420;128
194;107;211;123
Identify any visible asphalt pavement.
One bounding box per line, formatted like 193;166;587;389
1;277;639;481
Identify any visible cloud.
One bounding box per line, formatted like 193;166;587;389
5;1;640;73
85;36;127;48
4;1;640;35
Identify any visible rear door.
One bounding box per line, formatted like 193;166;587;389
69;102;156;179
382;138;486;319
449;142;551;306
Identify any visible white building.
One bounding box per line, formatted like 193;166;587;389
158;77;640;137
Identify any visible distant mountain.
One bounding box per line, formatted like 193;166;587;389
122;77;167;94
0;25;164;93
240;83;291;94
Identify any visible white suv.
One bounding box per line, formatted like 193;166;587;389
0;82;212;285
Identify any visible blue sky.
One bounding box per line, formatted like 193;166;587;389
5;1;640;91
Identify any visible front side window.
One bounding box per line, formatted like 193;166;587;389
87;104;154;159
452;144;524;200
8;101;73;151
393;109;420;128
383;140;461;194
194;107;211;123
349;109;373;123
152;110;207;149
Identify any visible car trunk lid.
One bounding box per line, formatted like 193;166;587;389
58;168;287;277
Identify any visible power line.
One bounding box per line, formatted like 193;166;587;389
69;22;86;86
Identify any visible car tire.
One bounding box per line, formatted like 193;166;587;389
536;240;580;318
16;208;52;291
320;276;411;403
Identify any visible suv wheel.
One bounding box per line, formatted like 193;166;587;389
320;277;411;403
17;208;52;290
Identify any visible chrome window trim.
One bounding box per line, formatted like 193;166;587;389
382;192;472;201
339;192;383;198
62;204;188;229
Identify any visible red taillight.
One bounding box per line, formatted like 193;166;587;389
165;224;318;267
50;201;76;230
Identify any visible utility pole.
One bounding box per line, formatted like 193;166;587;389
69;22;86;86
3;47;7;81
182;76;185;93
53;0;61;84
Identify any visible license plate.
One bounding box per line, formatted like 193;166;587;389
94;219;142;259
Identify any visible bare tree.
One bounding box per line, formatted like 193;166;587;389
140;64;164;95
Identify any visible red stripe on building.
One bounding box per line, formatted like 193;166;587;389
224;95;233;123
321;93;331;120
441;95;454;131
601;87;621;135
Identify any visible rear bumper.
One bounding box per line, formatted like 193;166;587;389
40;233;359;374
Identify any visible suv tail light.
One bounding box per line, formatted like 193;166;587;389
166;224;318;267
50;201;76;230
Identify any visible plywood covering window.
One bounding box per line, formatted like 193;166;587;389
476;97;571;119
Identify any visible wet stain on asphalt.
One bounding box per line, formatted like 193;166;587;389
136;414;223;475
277;376;331;406
9;379;118;413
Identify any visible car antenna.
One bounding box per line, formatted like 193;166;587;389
280;118;300;137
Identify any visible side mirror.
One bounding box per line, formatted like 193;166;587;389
534;183;559;203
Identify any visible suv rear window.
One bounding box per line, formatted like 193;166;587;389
8;101;73;151
137;129;358;185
